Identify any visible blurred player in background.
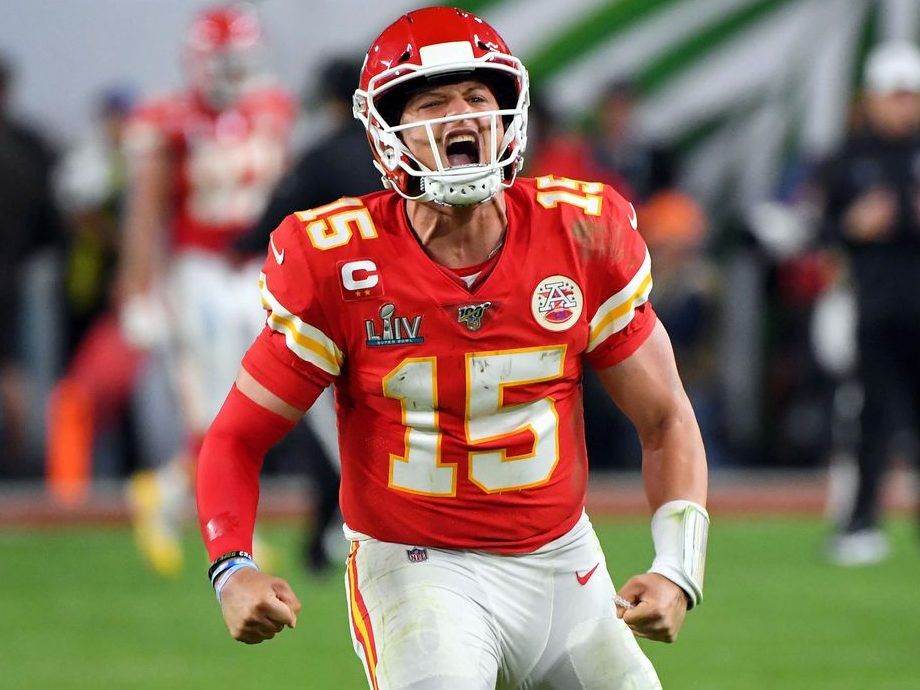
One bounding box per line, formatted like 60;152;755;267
821;41;920;566
197;7;708;689
119;3;295;575
241;55;381;251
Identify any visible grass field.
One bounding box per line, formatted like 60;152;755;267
2;516;918;690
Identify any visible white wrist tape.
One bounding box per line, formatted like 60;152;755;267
648;499;709;608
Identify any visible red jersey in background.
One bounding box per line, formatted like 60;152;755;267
126;87;294;253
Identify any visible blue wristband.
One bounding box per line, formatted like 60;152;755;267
208;550;255;581
210;556;258;588
214;561;259;603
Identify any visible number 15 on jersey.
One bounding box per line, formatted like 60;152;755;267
383;346;566;496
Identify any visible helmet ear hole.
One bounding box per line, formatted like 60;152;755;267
383;147;399;171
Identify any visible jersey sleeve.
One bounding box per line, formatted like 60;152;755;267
241;214;344;408
582;185;656;370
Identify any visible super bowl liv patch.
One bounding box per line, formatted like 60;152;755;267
365;303;424;346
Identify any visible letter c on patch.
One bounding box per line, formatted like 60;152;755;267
341;260;379;291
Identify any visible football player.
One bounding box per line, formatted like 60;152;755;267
118;3;295;576
197;7;708;689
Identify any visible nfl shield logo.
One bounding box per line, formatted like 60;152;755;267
406;547;428;563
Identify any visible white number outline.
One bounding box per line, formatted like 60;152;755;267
383;357;456;497
295;198;378;250
465;345;566;493
382;346;567;496
535;175;604;216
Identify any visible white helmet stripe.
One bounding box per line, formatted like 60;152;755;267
419;41;475;67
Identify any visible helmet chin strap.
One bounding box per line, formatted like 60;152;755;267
421;166;503;206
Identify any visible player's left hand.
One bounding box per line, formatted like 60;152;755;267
615;573;688;643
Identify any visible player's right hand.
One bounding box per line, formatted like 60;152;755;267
218;568;301;644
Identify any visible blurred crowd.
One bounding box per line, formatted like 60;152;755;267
1;5;918;569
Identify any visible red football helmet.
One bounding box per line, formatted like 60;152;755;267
184;4;267;110
354;6;530;206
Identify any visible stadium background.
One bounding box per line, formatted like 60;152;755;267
1;1;918;688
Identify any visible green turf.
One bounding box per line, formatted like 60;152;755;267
1;517;918;689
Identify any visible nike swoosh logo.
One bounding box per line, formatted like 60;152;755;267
270;236;285;265
576;563;599;586
627;203;638;230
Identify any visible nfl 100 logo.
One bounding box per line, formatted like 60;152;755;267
457;301;492;331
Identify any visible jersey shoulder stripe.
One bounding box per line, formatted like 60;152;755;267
258;271;343;375
586;247;653;352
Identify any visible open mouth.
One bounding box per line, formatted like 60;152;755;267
444;133;480;167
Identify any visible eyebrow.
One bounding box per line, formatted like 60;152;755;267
408;83;491;104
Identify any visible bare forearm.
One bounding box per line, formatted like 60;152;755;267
598;323;711;625
594;321;708;511
639;391;707;511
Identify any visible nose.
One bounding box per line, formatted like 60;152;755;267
444;92;476;118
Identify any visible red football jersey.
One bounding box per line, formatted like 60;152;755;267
125;86;294;253
246;176;655;552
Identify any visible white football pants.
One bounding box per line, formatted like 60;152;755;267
344;512;661;690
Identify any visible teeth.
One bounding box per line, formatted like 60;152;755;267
446;134;476;146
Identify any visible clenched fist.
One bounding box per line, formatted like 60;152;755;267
615;573;689;643
218;568;302;644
